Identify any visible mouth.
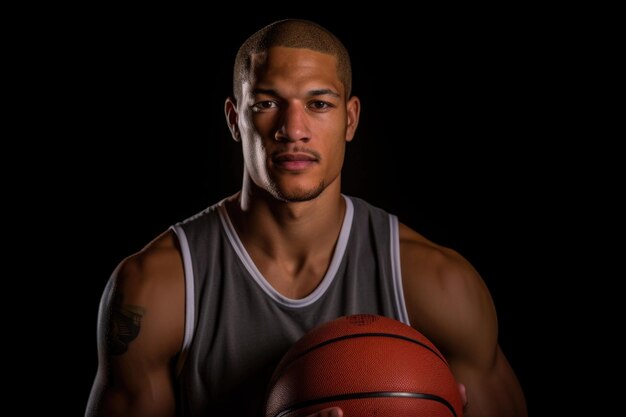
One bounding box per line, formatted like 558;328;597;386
272;152;319;171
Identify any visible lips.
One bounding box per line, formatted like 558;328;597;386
272;152;318;171
273;153;318;163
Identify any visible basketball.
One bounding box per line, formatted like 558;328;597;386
265;314;463;417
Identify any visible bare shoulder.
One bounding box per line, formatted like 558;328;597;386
116;230;183;291
398;222;497;363
107;230;185;356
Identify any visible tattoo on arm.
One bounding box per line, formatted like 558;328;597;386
107;292;146;356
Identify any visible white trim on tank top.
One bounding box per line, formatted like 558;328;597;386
170;225;195;376
389;214;410;325
218;195;354;308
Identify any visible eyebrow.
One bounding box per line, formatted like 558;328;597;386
252;88;340;98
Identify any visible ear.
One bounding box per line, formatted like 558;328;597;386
345;96;360;142
224;97;240;142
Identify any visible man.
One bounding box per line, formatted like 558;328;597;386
86;19;527;417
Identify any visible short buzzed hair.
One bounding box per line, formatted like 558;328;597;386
233;19;352;102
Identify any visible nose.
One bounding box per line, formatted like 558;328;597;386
275;103;310;143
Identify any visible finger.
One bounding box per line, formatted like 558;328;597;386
311;407;343;417
458;383;468;411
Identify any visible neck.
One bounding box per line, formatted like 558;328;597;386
226;178;345;261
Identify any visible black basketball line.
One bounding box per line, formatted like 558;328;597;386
274;391;458;417
295;332;448;365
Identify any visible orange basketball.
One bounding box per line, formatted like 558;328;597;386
265;314;463;417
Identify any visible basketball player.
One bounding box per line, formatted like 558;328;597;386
86;19;527;417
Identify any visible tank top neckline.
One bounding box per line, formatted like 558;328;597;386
217;195;354;308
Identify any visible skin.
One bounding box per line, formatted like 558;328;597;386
86;46;527;417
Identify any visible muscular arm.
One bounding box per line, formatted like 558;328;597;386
399;224;527;417
86;232;184;417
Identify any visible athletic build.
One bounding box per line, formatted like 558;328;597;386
86;19;527;417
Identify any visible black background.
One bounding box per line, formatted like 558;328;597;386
39;7;582;416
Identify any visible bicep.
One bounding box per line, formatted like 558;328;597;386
87;364;175;417
86;255;182;417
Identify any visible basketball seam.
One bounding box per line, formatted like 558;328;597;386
293;332;448;366
274;391;458;417
268;333;452;394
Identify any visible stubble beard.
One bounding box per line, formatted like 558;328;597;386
268;179;326;202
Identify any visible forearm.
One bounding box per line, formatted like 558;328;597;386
462;348;527;417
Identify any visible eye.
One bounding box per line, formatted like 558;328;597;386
251;101;278;113
308;101;333;111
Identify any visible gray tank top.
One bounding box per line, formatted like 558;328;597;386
171;195;409;416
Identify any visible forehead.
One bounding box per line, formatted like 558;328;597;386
248;46;342;95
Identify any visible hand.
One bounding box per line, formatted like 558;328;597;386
300;386;465;417
459;383;468;412
305;389;465;417
306;407;343;417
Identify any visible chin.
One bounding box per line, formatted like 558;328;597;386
270;179;326;202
